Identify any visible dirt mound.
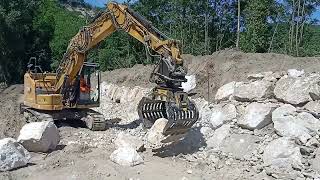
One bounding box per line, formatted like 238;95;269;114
0;84;25;139
101;49;320;101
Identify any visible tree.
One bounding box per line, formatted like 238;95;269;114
236;0;241;49
0;0;54;83
241;0;273;53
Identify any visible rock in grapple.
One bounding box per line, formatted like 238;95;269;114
137;97;199;136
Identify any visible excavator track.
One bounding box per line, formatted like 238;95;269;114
138;97;199;136
81;111;106;131
22;109;54;123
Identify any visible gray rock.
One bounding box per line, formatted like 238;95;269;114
221;134;260;159
215;81;236;102
287;69;305;78
193;98;210;126
263;137;302;169
144;118;169;148
207;124;231;149
234;80;274;102
200;126;212;137
274;74;320;105
250;171;275;180
247;71;273;81
306;137;320;147
209;104;237;129
181;75;196;93
18;121;60;152
312;148;320;173
110;147;143;166
238;102;277;130
114;132;144;152
272;104;320;143
304;101;320;115
0;138;30;171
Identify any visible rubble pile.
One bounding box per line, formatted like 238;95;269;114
95;69;320;179
1;66;320;179
180;69;320;179
0;122;60;171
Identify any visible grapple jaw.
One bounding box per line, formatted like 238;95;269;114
138;96;199;136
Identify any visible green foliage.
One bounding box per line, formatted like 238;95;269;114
2;0;320;84
240;0;273;53
0;0;53;83
46;1;86;69
296;25;320;56
90;31;146;71
88;30;150;71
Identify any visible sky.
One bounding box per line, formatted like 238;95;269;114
84;0;124;7
85;0;320;20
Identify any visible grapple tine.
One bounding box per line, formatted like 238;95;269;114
138;97;199;137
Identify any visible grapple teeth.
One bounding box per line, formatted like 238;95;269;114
138;97;199;136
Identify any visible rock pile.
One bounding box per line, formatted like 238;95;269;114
91;69;320;178
0;121;60;171
185;69;320;179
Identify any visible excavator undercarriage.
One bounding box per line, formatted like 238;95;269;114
20;106;106;131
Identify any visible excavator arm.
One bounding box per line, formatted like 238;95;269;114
55;2;199;137
55;3;186;93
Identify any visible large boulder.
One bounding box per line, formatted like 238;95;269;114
181;75;196;93
238;102;277;130
221;134;260;159
206;124;231;150
312;148;320;173
110;147;143;166
272;104;320;143
0;138;30;171
274;74;320;105
209;104;237;129
18;121;60;152
287;69;304;78
263;137;302;169
144;118;169;148
304;101;320;115
234;80;274;102
114;132;144;152
215;81;236;102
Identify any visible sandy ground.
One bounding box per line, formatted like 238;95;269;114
0;126;207;180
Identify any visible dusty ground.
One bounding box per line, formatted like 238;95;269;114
0;85;25;139
1;50;320;180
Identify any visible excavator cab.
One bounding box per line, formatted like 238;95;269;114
77;62;100;107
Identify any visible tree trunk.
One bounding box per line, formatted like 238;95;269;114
204;0;210;55
289;0;296;54
236;0;240;49
269;20;279;53
295;0;301;56
299;0;306;46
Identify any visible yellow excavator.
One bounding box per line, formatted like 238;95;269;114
21;2;199;136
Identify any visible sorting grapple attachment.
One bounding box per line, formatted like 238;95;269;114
138;97;199;136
